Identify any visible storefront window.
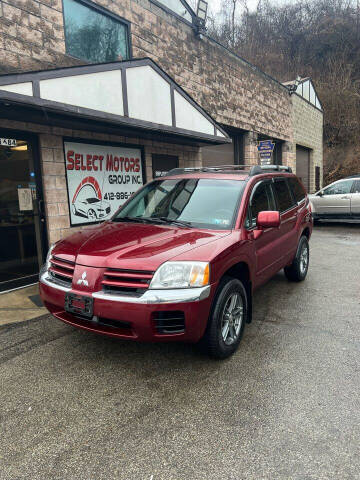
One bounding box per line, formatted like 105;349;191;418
63;0;130;63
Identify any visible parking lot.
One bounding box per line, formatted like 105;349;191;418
1;223;359;480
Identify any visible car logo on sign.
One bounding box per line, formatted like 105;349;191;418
77;271;89;286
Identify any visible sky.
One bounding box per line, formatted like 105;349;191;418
206;0;294;17
208;0;262;16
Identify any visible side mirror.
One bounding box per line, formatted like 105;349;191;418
257;210;281;229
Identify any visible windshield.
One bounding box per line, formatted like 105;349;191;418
86;198;100;204
112;178;245;230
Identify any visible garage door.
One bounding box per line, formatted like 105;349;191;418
296;146;310;192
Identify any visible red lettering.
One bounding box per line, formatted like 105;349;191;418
80;153;86;171
86;154;92;171
124;158;130;172
120;157;124;171
114;156;119;172
66;150;74;170
134;158;140;173
75;153;81;170
98;156;103;171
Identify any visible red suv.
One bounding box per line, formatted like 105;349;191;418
39;165;312;358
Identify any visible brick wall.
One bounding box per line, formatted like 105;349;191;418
292;94;323;192
0;118;201;243
0;0;293;143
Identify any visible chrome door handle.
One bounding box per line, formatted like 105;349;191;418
341;196;350;199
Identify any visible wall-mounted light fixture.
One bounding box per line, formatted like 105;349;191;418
287;76;302;95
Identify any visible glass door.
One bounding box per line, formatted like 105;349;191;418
0;132;46;292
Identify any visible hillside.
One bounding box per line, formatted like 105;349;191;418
208;0;360;183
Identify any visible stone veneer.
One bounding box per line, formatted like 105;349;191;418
292;94;323;192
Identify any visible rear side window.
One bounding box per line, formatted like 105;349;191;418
272;179;295;212
323;180;353;195
246;181;276;228
288;177;306;203
353;180;360;193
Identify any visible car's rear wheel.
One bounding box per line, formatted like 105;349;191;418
202;277;247;359
284;236;309;282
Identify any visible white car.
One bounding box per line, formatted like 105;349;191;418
72;197;111;220
309;175;360;222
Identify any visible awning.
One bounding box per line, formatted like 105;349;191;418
0;58;230;145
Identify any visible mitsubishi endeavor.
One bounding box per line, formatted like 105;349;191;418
39;165;312;358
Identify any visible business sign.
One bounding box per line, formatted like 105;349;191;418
0;138;17;146
64;141;144;226
257;140;275;165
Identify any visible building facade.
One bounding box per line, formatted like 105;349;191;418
0;0;323;292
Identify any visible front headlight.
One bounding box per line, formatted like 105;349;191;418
149;261;210;289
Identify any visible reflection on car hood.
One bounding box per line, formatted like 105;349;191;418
52;221;230;270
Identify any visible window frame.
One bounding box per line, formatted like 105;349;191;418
62;0;132;63
149;0;196;27
287;176;306;205
271;177;297;214
245;179;276;230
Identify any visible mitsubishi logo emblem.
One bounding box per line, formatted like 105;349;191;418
77;271;89;286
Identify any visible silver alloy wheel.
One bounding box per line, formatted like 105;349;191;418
299;244;309;275
221;293;244;345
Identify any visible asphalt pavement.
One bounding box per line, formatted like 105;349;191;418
1;223;360;480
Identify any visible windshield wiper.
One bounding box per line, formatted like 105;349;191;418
113;216;192;227
154;216;192;228
113;216;150;223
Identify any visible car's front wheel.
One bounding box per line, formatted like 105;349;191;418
203;277;247;359
87;209;97;220
284;235;309;282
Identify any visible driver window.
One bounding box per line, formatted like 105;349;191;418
245;182;276;229
323;180;353;196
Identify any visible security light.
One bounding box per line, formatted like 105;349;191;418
287;76;302;95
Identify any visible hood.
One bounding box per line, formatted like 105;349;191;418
52;221;229;271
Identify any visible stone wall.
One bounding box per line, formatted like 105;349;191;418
0;118;201;244
0;0;293;142
292;94;323;192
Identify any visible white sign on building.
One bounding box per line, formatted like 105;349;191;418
64;141;144;226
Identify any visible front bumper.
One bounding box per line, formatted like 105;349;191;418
39;273;214;343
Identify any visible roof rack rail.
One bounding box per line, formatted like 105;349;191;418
166;164;292;176
166;165;258;176
249;165;292;176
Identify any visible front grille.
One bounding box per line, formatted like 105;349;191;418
48;256;75;287
154;311;185;334
102;268;154;296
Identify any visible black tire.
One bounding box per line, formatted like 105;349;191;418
202;276;248;359
284;236;309;282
